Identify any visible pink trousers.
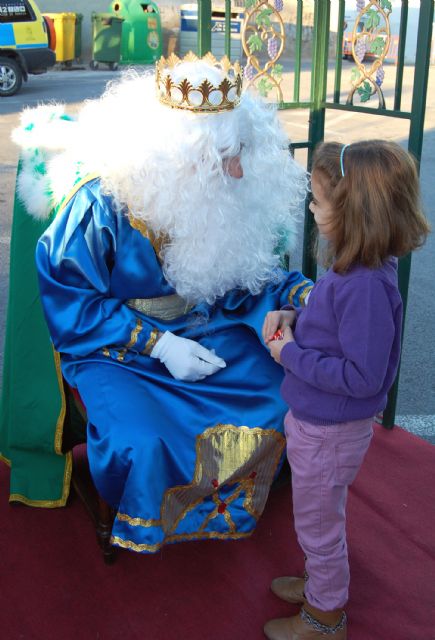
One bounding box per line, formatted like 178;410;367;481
285;411;373;611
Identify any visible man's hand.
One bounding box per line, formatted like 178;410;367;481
262;310;296;345
268;326;294;364
150;331;226;382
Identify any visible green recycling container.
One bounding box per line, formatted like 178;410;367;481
74;13;83;61
109;1;162;64
91;13;124;70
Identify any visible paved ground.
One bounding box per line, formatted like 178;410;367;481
0;61;434;443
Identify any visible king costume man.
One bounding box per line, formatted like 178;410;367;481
0;53;313;553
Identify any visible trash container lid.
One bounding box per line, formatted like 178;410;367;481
44;12;77;18
92;12;124;20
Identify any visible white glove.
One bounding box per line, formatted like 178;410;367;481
150;331;226;382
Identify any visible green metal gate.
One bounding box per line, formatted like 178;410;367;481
195;0;434;428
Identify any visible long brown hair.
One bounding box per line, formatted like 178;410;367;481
311;140;431;273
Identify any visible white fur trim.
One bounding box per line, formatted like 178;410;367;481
16;151;54;219
12;105;80;219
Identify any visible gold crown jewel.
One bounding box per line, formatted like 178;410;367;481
156;52;243;113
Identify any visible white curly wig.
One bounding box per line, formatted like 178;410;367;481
13;62;308;304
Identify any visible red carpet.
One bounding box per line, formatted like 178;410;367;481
0;424;434;640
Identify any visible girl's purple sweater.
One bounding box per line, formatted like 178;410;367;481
280;258;403;425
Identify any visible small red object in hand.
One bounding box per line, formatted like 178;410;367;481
270;329;284;341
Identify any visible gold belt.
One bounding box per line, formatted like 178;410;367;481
126;294;194;321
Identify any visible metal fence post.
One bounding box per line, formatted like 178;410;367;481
303;0;330;280
382;0;434;427
198;0;212;56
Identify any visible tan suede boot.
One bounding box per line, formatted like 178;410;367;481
264;604;347;640
270;576;306;604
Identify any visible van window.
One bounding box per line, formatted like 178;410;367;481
0;1;35;23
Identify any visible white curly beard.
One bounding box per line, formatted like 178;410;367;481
146;149;306;304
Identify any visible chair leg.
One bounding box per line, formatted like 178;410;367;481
63;383;117;563
70;452;117;564
96;495;116;564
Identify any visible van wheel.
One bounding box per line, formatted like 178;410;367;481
0;57;23;96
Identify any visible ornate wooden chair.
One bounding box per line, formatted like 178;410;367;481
61;381;116;564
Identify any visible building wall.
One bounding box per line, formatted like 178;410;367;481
36;0;323;64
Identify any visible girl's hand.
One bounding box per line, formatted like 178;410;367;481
268;326;294;364
262;310;296;345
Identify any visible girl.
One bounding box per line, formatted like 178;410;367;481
262;140;430;640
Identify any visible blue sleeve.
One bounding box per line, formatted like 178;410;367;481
280;277;397;398
36;185;158;360
281;272;313;308
217;269;313;344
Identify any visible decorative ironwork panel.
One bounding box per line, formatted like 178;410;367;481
242;0;286;100
347;0;393;107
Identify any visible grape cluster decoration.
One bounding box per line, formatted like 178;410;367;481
354;37;367;62
242;0;286;100
267;36;279;58
244;64;257;81
375;65;385;86
347;0;392;108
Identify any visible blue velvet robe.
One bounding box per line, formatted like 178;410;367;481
36;177;313;553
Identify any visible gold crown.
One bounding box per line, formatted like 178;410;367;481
156;52;243;113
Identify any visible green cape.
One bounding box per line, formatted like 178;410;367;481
0;162;72;507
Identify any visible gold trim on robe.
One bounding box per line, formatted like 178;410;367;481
9;451;72;508
287;279;312;307
127;295;194;321
110;423;286;551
